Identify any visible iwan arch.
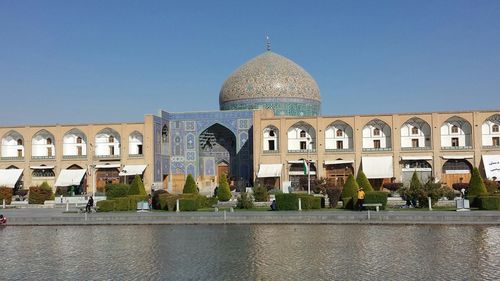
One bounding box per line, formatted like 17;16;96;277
1;47;499;195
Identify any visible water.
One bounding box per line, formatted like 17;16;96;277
0;225;499;281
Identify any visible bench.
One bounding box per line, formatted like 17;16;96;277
363;203;382;212
212;201;237;213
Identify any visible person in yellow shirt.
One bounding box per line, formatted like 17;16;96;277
357;188;365;211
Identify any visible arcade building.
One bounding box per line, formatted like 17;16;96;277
1;49;499;195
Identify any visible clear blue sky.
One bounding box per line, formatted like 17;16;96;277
1;0;499;125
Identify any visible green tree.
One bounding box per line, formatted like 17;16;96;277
183;174;198;194
341;174;359;199
356;170;373;192
468;167;488;196
128;175;146;195
217;173;232;201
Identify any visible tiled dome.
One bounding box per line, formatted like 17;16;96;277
219;51;321;116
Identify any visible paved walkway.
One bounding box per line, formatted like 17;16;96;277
1;207;499;225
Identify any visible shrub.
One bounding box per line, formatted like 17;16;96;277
55;186;69;196
237;192;254;209
342;197;357;210
128;175;147;196
96;200;115;212
364;192;389;210
341;174;358;201
479;196;500;210
0;187;13;205
152;190;168;210
105;184;129;199
275;193;298;210
483;180;499;194
296;194;321;209
253;185;269;202
179;198;199;211
468;167;488;197
128;195;149;210
158;193;179;211
217;174;232;202
114;197;130;211
383;183;403;192
183;174;198;194
28;182;53;204
15;189;28;197
356;170;373;192
325;186;342;208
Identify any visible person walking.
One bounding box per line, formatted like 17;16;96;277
86;196;94;213
357;188;365;211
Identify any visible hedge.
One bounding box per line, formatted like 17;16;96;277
28;182;54;204
97;200;115;212
0;187;13;205
105;184;130;199
342;197;357;210
114;197;131;211
364;191;389;210
179;198;199;211
128;195;149;210
158;194;179;211
152;190;168;209
275;193;298;210
275;193;320;210
479;196;500;210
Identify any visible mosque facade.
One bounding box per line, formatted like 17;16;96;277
1;49;499;195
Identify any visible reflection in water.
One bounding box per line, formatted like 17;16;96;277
0;225;498;280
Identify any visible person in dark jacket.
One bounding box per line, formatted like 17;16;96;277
86;196;94;213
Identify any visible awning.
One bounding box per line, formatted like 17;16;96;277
324;160;354;165
441;155;474;160
289;171;316;176
30;165;55;169
400;156;433;161
257;164;283;178
288;160;316;164
482;155;500;180
361;156;394;179
55;169;86;187
0;169;23;188
119;165;147;176
96;164;121;169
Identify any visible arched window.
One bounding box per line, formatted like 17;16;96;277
47;138;52;145
109;136;114;143
269;130;275;137
17;139;23;145
76;137;82;144
373;128;380;136
411;127;419;135
300;130;306;138
493;124;499;133
451;125;458;133
336;129;343;137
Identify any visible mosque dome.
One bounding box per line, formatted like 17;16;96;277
219;51;321;116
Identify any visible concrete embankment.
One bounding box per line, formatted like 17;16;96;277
1;208;499;226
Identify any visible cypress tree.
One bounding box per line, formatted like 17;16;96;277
183;174;198;194
408;171;422;205
128;175;145;195
217;173;232;201
341;174;359;199
356;170;373;192
468;167;487;196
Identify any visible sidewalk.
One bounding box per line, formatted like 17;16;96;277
1;208;499;226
